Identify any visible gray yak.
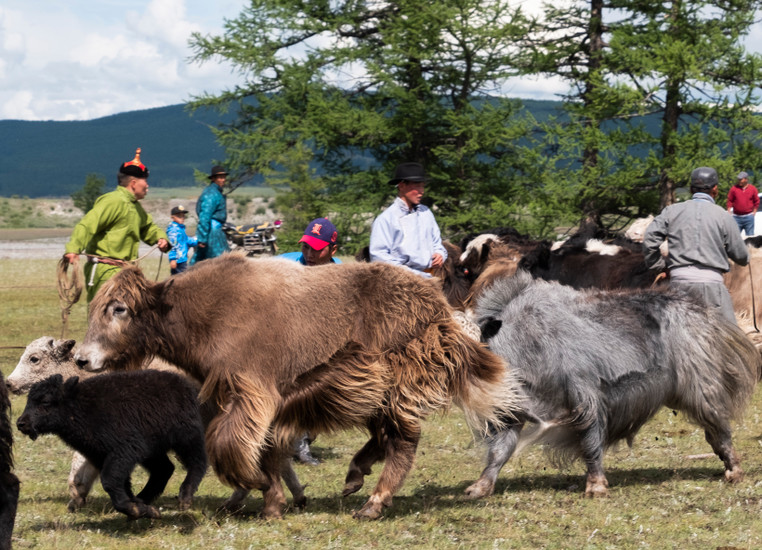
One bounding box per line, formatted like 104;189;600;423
73;254;523;520
465;270;761;499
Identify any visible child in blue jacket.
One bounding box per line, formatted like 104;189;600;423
166;206;198;275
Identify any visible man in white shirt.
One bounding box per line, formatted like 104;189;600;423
369;162;447;277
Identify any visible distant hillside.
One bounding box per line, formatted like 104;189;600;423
0;104;227;198
0;99;565;198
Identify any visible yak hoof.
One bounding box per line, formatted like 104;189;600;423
342;479;364;498
293;494;307;509
142;505;161;519
260;505;283;520
178;497;193;511
464;478;495;500
725;467;744;483
128;503;161;520
584;479;609;498
353;501;384;520
67;496;85;513
342;468;366;497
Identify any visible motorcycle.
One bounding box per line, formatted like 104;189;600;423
222;220;281;256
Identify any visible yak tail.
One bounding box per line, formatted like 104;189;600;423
437;317;525;439
679;320;762;425
201;369;278;489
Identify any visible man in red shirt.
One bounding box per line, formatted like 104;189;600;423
727;171;759;236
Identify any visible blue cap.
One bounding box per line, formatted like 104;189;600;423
299;218;338;251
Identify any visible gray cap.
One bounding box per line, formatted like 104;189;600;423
690;167;719;189
737;171;749;180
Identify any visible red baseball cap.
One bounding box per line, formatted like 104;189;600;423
299;218;338;251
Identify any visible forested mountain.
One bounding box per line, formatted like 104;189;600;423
0;104;227;197
0;99;567;198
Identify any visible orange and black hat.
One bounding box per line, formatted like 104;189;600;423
119;148;149;179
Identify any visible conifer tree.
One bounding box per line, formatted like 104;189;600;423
70;174;105;214
531;0;762;228
188;0;541;249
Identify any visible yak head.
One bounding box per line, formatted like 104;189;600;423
17;374;78;440
7;336;76;395
74;265;166;372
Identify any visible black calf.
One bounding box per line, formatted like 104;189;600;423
17;370;207;520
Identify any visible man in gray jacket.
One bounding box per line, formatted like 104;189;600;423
643;166;749;324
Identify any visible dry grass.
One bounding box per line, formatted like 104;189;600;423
1;258;762;548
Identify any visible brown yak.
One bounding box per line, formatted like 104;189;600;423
73;254;523;520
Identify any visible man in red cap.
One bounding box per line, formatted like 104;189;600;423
64;148;170;302
280;217;342;266
279;217;342;464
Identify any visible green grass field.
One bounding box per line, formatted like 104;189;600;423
1;257;762;548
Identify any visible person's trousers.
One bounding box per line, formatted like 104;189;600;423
733;213;755;236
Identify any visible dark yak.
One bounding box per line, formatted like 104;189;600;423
453;223;666;311
0;375;18;550
7;336;306;513
17;371;208;519
464;271;761;499
73;254;523;520
518;237;664;291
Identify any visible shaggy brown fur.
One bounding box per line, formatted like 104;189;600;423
465;258;520;309
434;241;471;310
354;241;471;311
725;248;762;331
75;254;523;520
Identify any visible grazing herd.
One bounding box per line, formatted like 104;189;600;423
2;221;762;541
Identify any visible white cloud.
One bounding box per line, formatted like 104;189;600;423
0;0;247;121
0;0;759;121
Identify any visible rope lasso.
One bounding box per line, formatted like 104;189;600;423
749;260;759;333
56;257;83;339
56;245;165;338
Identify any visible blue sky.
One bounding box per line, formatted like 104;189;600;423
1;0;760;122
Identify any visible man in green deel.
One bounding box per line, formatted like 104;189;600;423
64;148;170;302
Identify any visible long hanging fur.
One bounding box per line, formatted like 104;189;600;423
0;376;20;548
77;256;526;516
467;270;760;498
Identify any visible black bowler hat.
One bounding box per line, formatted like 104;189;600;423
119;148;149;179
388;162;428;186
209;165;228;180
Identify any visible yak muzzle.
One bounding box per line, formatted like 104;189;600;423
16;415;38;441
